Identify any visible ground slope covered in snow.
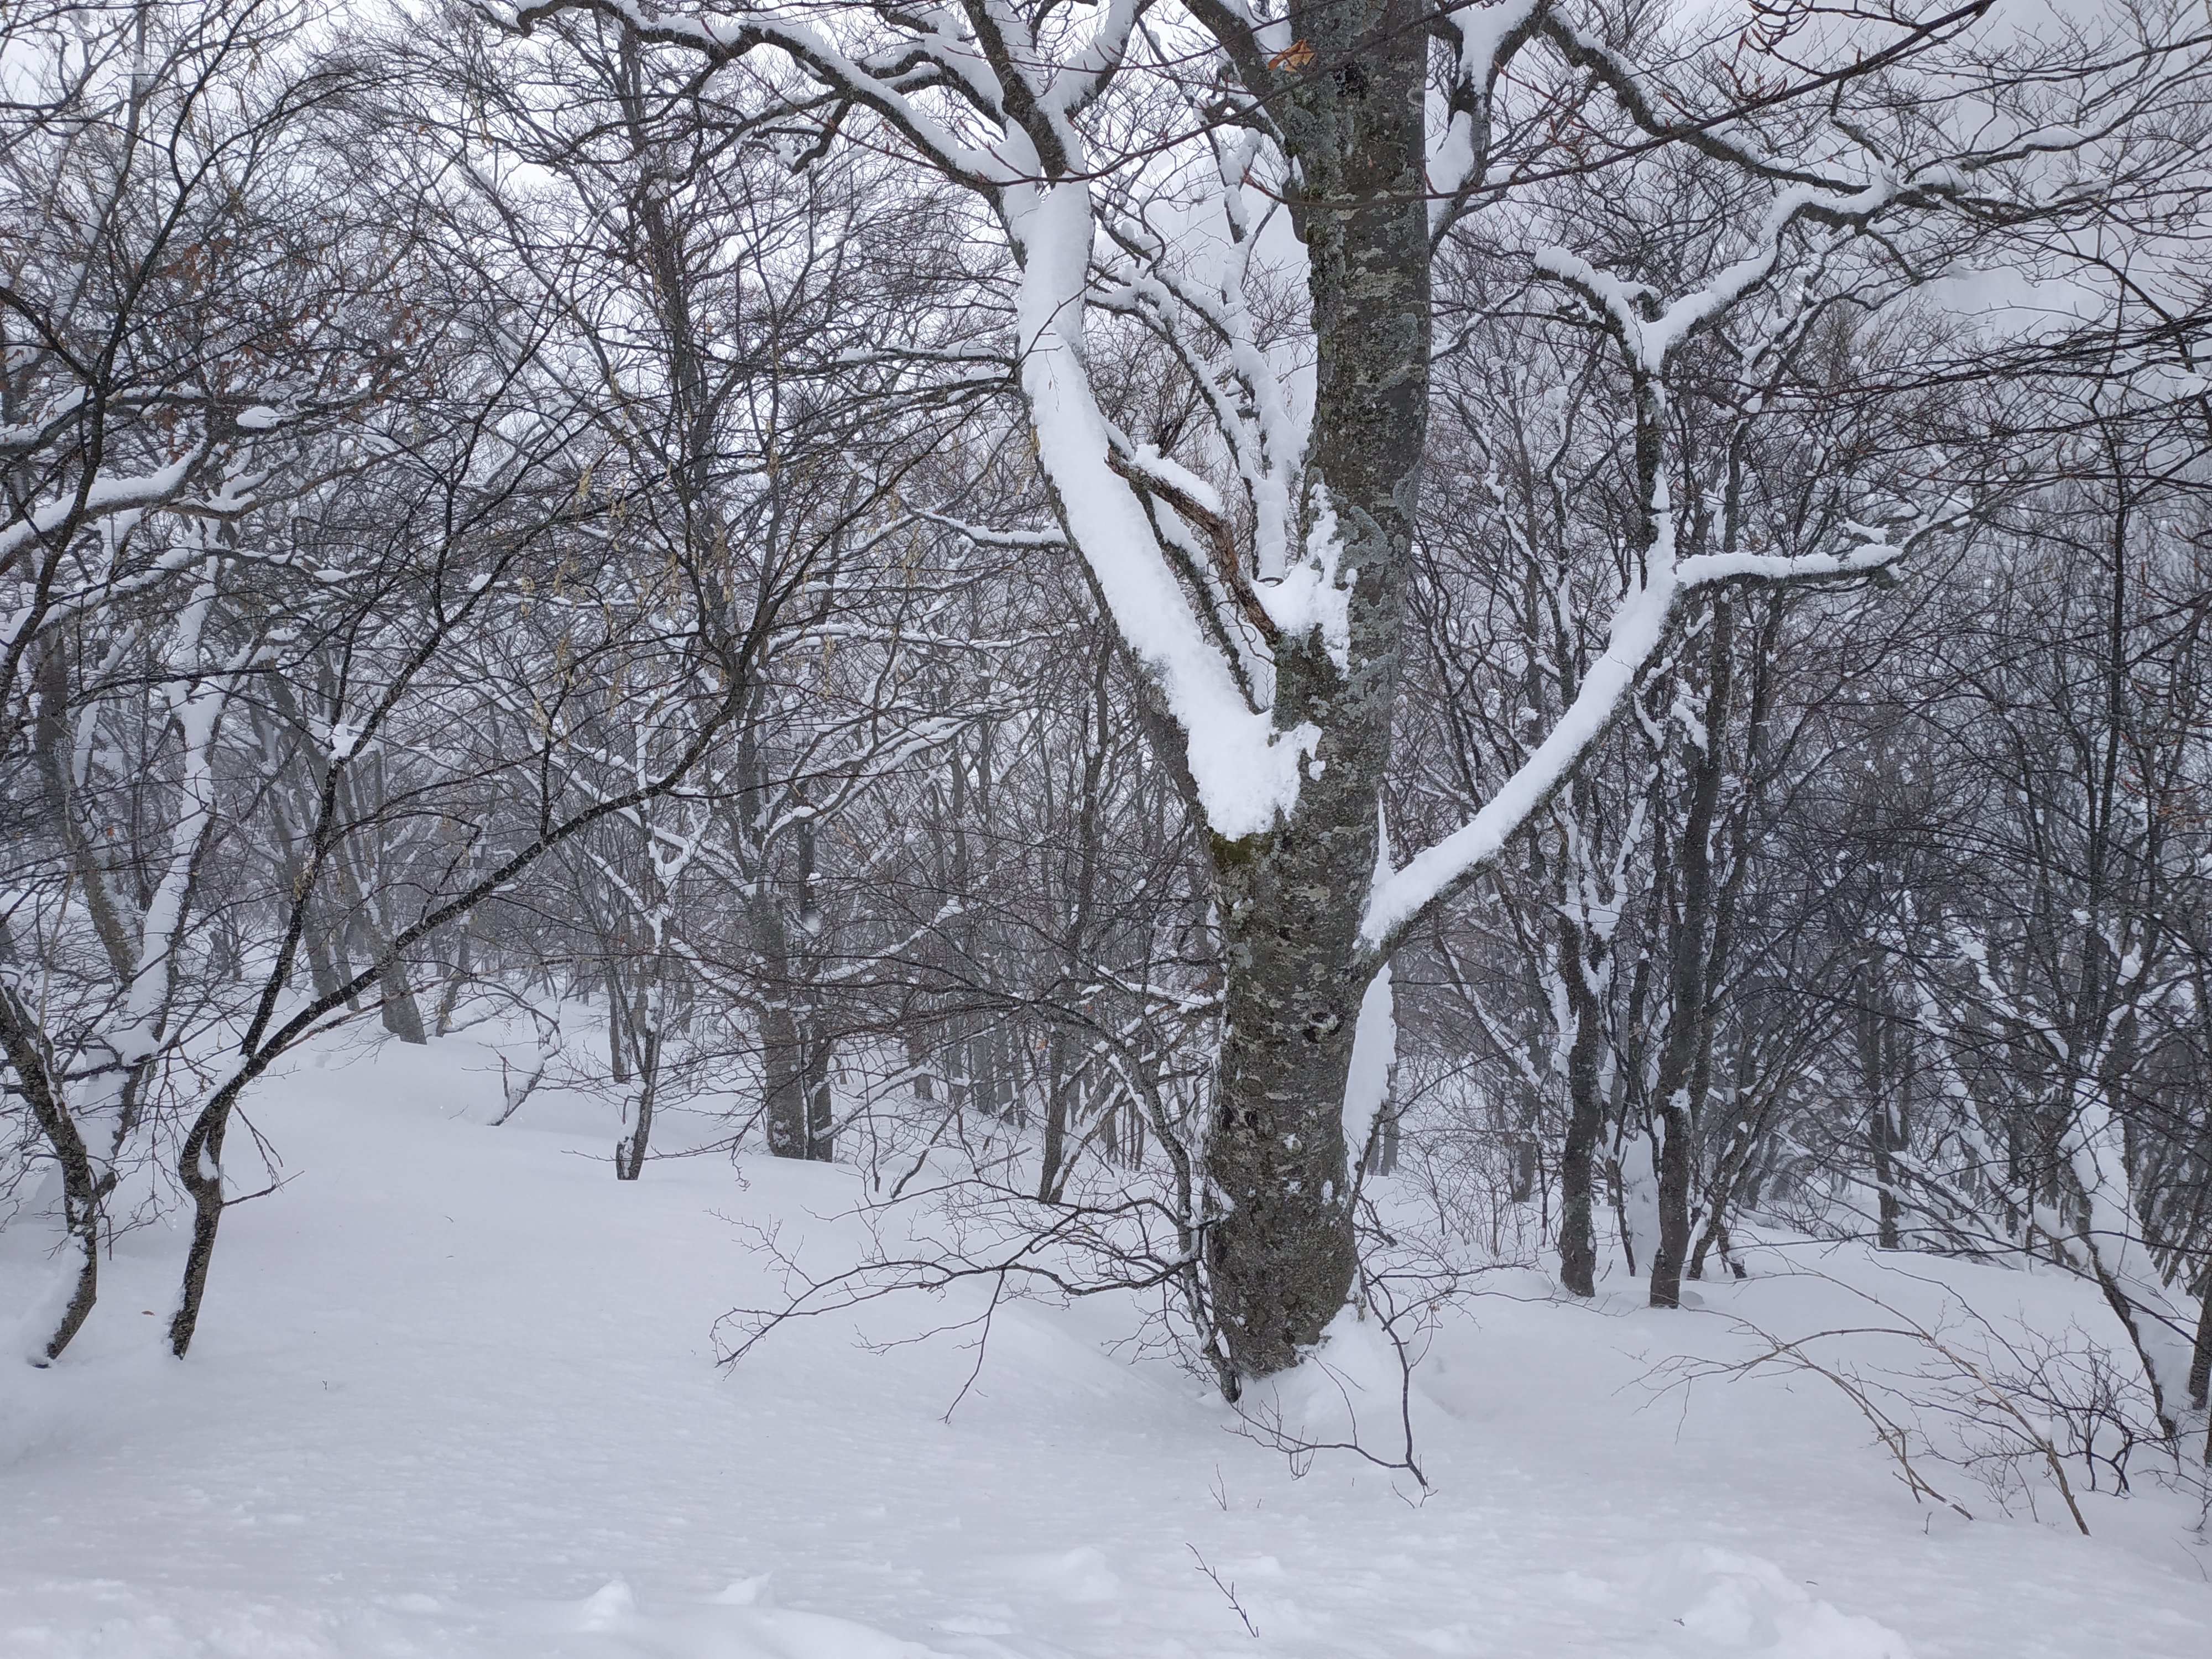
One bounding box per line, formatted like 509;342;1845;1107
2;1036;2208;1658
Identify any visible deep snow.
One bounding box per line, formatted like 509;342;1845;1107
3;1032;2209;1658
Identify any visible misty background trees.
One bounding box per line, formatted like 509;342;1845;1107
4;0;2211;1463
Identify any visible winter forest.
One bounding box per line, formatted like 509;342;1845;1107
6;0;2212;1653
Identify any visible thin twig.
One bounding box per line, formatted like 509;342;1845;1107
1186;1545;1258;1639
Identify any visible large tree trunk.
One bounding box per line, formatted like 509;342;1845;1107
2187;1277;2210;1467
302;912;347;1005
1205;808;1374;1381
374;945;427;1046
1201;0;1428;1385
322;771;426;1045
1649;1103;1697;1308
761;998;837;1161
761;1002;810;1159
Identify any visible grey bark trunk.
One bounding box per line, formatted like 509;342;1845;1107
1201;1;1428;1385
1689;1044;1768;1282
1859;985;1904;1250
614;1025;659;1180
761;998;835;1161
0;990;101;1362
303;916;346;1004
1558;912;1608;1297
804;1037;834;1163
18;651;125;1359
607;956;632;1086
375;946;427;1046
1039;1029;1073;1201
746;802;834;1162
2187;1278;2209;1465
434;926;471;1036
761;1003;808;1158
170;1093;233;1358
1648;601;1733;1310
321;768;424;1044
1041;644;1108;1201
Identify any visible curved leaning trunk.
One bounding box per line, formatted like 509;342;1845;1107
170;1092;234;1358
27;1144;101;1365
0;983;115;1363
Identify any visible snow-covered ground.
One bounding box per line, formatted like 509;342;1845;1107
3;1034;2208;1658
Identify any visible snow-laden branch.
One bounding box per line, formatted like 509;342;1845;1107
519;0;1311;838
1009;179;1310;834
0;444;208;582
1428;0;1542;233
519;0;1140;189
909;507;1066;551
1534;178;1903;377
1360;529;1916;957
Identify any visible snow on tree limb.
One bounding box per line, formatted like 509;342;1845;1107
1360;529;1924;958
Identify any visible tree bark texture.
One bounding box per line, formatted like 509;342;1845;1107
169;1094;233;1357
0;988;101;1361
1859;985;1905;1250
1201;0;1429;1383
1648;602;1733;1310
614;1026;659;1180
1557;912;1608;1297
